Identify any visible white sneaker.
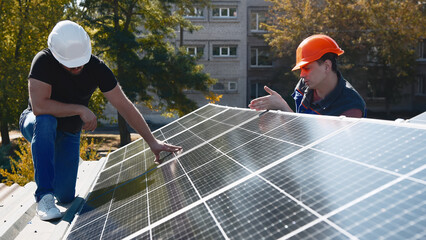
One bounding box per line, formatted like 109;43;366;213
36;194;62;221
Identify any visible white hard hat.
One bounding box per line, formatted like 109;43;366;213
48;20;91;68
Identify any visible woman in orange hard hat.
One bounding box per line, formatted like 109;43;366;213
249;34;366;117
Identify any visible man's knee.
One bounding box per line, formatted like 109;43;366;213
34;115;57;132
36;114;57;123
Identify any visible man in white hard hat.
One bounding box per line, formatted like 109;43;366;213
19;20;182;221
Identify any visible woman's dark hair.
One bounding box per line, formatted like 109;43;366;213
317;52;338;73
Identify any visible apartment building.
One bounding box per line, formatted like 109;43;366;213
176;0;279;108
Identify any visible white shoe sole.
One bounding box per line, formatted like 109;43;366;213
38;212;62;221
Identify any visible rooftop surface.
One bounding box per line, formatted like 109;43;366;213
0;158;105;240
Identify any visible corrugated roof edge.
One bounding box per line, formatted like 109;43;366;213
0;157;106;240
0;181;37;240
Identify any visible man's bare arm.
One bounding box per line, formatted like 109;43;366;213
103;84;182;162
29;78;97;131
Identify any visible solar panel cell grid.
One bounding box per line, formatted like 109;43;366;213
313;122;426;174
66;105;426;240
328;180;426;239
210;109;241;122
103;196;149;239
206;176;318;239
187;155;251;197
176;114;207;129
187;121;233;141
239;111;297;134
261;149;398;215
152;131;165;141
148;175;200;223
124;139;148;159
411;169;426;181
208;128;260;153
193;105;227;118
220;110;262;126
96;164;121;183
111;172;147;209
158;122;187;139
106;147;126;161
67;215;106;240
178;144;223;172
120;153;146;174
105;150;125;168
72;190;115;232
265;116;354;146
152;204;225;240
196;123;234;141
130;231;150;240
225;135;301;171
165;130;204;151
288;221;349;240
147;160;185;192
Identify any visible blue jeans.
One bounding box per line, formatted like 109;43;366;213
19;110;80;203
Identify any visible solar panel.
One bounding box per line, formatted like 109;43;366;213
66;104;426;239
409;111;426;125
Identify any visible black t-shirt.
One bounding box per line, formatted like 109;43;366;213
28;48;117;133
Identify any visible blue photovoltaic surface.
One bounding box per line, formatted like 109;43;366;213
67;104;426;240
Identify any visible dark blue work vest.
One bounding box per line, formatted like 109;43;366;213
291;72;366;117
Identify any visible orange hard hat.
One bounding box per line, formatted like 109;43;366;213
292;34;344;71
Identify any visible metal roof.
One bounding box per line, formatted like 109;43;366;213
0;158;105;240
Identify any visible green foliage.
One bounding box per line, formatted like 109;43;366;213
359;0;425;107
89;88;115;124
0;0;71;144
80;131;105;161
0;144;14;175
0;138;34;186
265;0;426;109
141;45;217;116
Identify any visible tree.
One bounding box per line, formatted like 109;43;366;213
0;138;33;186
76;0;217;146
264;0;425;116
0;0;70;145
360;0;426;114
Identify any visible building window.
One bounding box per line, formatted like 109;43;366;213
213;46;237;57
250;10;268;32
367;47;379;63
186;46;204;58
212;81;238;92
250;83;267;100
184;7;204;18
212;82;225;91
418;39;426;60
417;75;426;95
228;82;237;91
250;47;273;67
212;7;237;18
